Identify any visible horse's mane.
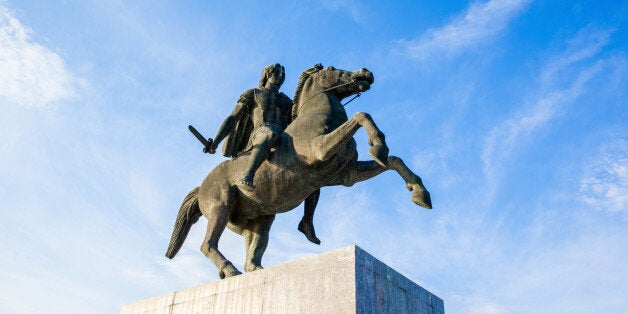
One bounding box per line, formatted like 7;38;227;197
292;63;323;120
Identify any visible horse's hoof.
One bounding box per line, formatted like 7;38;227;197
219;269;241;279
412;189;432;209
244;263;264;272
298;220;321;245
219;264;242;279
368;144;389;168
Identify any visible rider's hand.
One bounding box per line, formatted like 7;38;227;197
204;145;216;154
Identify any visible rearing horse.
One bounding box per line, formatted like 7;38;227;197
166;65;432;278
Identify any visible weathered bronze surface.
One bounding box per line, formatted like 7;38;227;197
166;64;432;279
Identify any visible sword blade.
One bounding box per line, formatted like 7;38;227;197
188;125;213;148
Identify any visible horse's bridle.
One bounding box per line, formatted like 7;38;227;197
298;77;362;115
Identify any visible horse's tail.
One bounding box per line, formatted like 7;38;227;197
165;187;202;259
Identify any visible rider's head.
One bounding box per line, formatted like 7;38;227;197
259;63;285;88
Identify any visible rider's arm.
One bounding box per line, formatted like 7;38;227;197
208;94;251;153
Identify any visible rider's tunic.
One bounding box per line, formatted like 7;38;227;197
221;87;293;157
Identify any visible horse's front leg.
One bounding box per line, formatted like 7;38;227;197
355;112;389;167
330;156;432;209
332;160;387;187
310;112;388;165
388;156;432;208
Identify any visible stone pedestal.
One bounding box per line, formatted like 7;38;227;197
122;245;444;313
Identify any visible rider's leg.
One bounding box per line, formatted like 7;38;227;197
238;129;278;189
298;189;321;244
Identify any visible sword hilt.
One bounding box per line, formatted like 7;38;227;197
203;138;215;154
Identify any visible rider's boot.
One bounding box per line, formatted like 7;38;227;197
298;190;321;244
237;172;256;191
298;218;320;245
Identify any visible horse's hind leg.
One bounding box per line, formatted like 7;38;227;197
199;195;242;279
243;214;275;272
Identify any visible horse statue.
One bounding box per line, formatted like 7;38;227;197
165;65;432;278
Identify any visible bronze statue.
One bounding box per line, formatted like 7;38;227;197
166;64;432;279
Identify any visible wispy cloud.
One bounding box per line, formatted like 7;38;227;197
400;0;531;60
450;296;506;314
0;5;76;107
541;26;613;84
490;224;628;313
378;190;628;313
580;138;628;213
320;0;367;24
481;28;612;199
481;66;599;181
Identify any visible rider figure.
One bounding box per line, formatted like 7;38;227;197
206;63;292;189
206;63;321;244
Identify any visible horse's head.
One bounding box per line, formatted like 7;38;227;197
310;65;374;98
293;65;374;117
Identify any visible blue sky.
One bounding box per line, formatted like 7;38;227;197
1;0;626;313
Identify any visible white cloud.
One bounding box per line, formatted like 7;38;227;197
493;225;628;313
380;194;628;313
541;27;613;84
401;0;530;60
126;172;170;230
0;5;75;107
482;67;598;173
481;28;610;198
580;138;628;212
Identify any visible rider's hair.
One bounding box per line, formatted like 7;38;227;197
259;63;285;88
292;63;323;119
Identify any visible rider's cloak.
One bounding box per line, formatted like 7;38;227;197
221;91;254;158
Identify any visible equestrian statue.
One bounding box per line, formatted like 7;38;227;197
166;64;432;279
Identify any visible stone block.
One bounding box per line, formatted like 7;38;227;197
122;245;444;313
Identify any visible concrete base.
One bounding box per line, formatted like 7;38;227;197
122;245;444;313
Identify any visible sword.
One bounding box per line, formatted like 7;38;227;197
188;125;214;153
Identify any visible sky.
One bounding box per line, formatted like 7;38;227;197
0;0;626;313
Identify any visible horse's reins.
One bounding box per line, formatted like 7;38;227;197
342;92;361;107
299;79;363;109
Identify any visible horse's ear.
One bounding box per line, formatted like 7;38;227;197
315;69;339;88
